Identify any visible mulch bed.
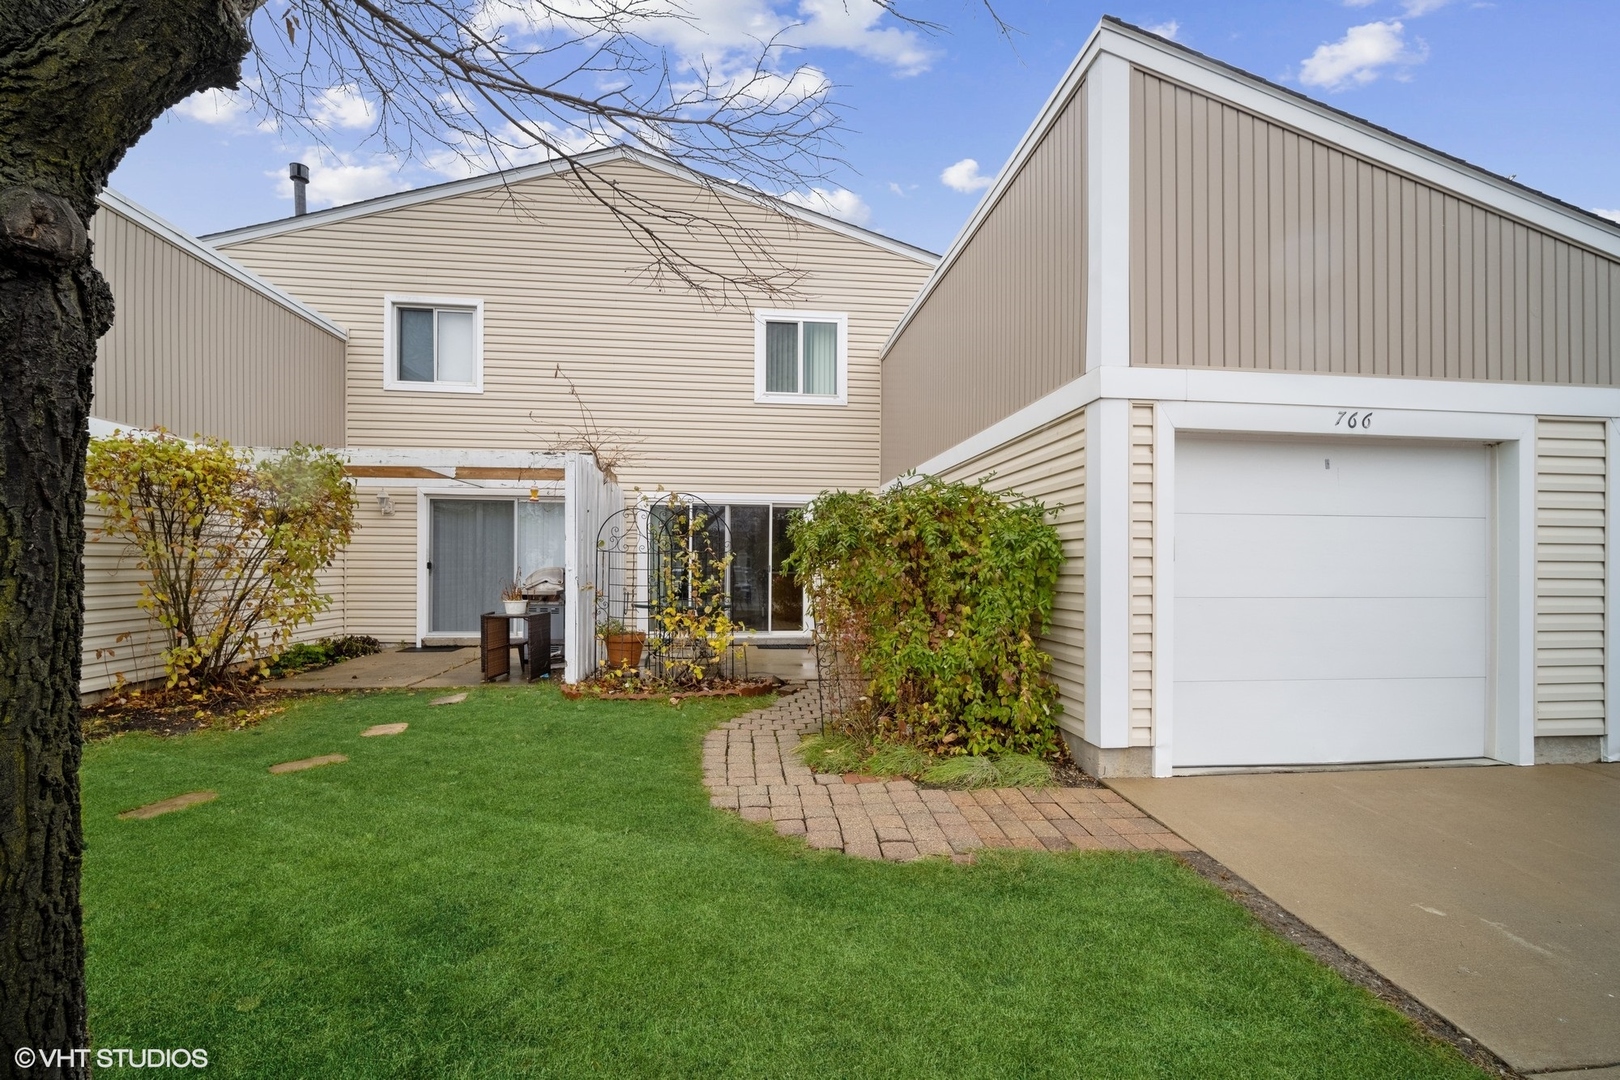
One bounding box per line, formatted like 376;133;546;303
561;676;782;703
82;681;299;739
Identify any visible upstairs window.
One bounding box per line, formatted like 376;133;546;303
754;310;848;405
383;295;483;392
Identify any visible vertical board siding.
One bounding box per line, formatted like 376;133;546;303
1536;418;1607;735
1130;69;1620;385
1128;403;1154;746
883;81;1088;477
220;158;932;495
933;411;1086;739
89;205;346;447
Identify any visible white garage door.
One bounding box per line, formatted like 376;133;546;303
1174;435;1490;768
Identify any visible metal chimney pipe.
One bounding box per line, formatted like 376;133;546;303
289;161;310;216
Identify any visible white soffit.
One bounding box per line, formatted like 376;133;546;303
881;18;1620;360
201;147;938;266
97;189;348;339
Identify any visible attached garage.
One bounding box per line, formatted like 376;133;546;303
1172;435;1490;768
881;19;1620;776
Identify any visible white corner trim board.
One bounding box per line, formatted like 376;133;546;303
1608;418;1620;762
1086;52;1132;371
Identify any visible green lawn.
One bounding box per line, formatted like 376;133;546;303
82;687;1483;1079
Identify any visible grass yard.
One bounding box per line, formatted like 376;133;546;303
82;687;1485;1079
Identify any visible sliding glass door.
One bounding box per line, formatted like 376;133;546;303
702;503;804;634
429;498;565;634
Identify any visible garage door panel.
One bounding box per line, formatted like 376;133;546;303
1173;435;1490;768
1178;514;1488;599
1174;677;1488;766
1176;437;1489;519
1176;597;1489;683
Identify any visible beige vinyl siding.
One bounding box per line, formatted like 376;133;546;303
342;485;421;643
90;204;346;446
882;81;1088;478
1536;418;1607;736
1130;69;1620;384
81;502;348;695
933;410;1086;739
1128;403;1154;746
219;159;932;495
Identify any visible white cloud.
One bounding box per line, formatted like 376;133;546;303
1143;20;1180;41
781;185;871;225
1343;0;1378;6
1298;21;1428;91
420;120;609;180
1592;209;1620;224
310;84;378;130
940;158;995;194
1401;0;1455;14
273;148;404;209
171;86;252;126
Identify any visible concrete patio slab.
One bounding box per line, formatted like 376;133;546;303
1110;763;1620;1074
275;647;486;689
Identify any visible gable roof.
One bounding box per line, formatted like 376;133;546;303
881;15;1620;359
203;146;938;265
99;189;348;339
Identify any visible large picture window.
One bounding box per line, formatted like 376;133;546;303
383;295;483;392
654;502;806;633
753;311;848;405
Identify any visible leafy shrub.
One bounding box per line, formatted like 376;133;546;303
87;432;355;688
268;635;383;676
921;753;1053;790
787;476;1064;758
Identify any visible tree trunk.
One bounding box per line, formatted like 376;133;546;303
0;0;256;1072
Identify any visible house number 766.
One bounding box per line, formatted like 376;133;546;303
1335;410;1373;430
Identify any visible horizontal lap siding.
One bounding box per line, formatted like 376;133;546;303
1536;418;1607;736
934;411;1086;739
1130;69;1620;385
342;486;419;643
220;160;932;495
883;81;1087;478
81;503;348;694
89;206;346;446
1129;403;1154;746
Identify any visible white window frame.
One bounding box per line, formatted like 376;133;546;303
382;294;485;394
753;310;849;406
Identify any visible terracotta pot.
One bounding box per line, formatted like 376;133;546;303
603;632;646;670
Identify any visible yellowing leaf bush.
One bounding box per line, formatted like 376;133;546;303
787;476;1064;758
86;432;355;688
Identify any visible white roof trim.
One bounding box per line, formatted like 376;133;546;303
203;146;939;266
96;189;349;340
881;18;1620;360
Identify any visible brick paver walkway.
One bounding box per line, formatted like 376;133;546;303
703;691;1197;862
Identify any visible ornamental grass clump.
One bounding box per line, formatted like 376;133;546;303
787;476;1064;758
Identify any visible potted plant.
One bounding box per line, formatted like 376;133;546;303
501;580;528;616
597;617;646;670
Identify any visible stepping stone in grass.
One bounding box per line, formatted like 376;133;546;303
429;693;467;706
269;753;348;775
361;723;408;737
118;790;217;820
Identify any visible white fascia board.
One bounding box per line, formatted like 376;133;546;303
202;146;937;266
97;189;349;339
339;447;570;469
1098;26;1620;259
897;366;1620;484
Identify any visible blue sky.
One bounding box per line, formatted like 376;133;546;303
109;1;1620;254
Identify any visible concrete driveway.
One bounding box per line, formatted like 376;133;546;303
1111;763;1620;1077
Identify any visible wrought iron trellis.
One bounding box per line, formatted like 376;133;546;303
591;493;746;681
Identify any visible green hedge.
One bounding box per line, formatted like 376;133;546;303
787;476;1065;758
